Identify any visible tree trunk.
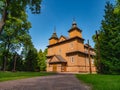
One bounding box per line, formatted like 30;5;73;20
88;40;92;74
0;0;9;34
2;41;10;71
13;54;17;72
3;56;7;71
96;31;101;73
0;8;6;34
0;21;4;34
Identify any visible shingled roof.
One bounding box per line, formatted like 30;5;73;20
49;32;58;40
68;20;82;32
49;55;67;64
55;55;67;63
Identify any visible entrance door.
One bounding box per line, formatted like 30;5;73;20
61;63;66;72
53;64;57;72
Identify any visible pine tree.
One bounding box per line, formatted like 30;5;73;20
38;49;47;71
25;48;38;71
93;2;120;74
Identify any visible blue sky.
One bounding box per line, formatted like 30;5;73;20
28;0;115;51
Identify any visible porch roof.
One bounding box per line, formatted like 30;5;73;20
49;55;67;64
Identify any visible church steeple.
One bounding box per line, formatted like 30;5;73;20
68;19;82;38
49;27;58;40
72;19;77;28
50;32;58;40
49;28;58;45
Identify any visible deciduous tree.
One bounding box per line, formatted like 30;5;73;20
114;0;120;14
0;0;42;34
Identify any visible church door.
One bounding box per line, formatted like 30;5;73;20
53;64;57;72
61;63;66;72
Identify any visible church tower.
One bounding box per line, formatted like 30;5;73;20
68;20;82;38
49;31;58;45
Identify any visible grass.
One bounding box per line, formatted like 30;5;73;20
76;74;120;90
0;71;55;82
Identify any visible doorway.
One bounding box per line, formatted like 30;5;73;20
53;64;57;72
61;63;66;72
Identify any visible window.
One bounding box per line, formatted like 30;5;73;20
70;43;73;49
85;48;88;53
92;59;94;64
70;57;74;63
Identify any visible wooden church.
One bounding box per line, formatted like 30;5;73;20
46;21;96;73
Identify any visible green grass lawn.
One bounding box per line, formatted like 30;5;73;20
76;74;120;90
0;71;55;82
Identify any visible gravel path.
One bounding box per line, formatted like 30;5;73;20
0;74;90;90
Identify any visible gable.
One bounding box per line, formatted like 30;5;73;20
49;56;59;63
58;36;66;42
49;55;67;64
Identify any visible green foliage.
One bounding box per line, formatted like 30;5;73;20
24;48;38;71
0;0;42;71
76;74;120;90
93;2;120;74
0;0;42;34
38;49;47;71
8;53;24;71
114;0;120;14
0;11;33;71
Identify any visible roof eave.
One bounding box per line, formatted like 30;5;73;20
47;36;84;47
68;27;82;32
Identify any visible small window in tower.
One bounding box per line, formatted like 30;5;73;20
70;43;73;49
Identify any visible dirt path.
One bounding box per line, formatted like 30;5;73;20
0;74;90;90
